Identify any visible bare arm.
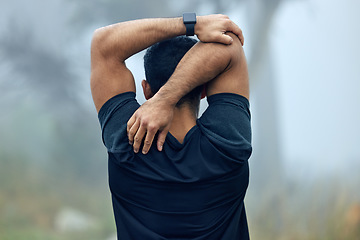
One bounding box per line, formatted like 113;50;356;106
91;18;186;112
154;32;248;105
128;31;249;154
91;15;244;112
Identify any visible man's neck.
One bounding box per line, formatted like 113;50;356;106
169;106;197;144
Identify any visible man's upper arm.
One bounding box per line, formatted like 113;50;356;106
199;93;252;162
90;31;136;113
205;32;249;99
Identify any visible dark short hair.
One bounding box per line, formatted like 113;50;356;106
144;36;202;110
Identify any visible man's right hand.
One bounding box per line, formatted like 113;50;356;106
127;95;175;154
196;14;244;45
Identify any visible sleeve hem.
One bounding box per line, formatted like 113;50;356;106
206;93;249;107
98;92;136;120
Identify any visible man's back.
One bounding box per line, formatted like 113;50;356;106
99;92;252;239
91;14;250;239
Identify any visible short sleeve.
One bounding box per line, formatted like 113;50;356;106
197;93;252;162
98;92;140;152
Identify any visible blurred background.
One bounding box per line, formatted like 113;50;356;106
0;0;359;239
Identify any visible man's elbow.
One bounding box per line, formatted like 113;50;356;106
210;32;242;60
91;28;106;54
91;26;117;58
225;32;245;65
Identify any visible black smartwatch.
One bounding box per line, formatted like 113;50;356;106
183;13;196;36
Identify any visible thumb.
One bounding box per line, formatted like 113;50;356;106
221;34;233;45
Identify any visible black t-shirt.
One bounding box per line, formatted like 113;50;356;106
98;92;252;240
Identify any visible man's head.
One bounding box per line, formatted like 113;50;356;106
143;36;202;113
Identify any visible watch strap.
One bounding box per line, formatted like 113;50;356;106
183;13;196;36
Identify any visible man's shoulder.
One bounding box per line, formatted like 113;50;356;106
98;92;139;130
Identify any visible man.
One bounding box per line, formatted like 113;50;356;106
91;14;251;239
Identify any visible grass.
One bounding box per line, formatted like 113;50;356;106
0;152;116;240
247;174;360;240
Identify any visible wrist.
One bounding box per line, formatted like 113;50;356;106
176;17;187;36
153;88;179;108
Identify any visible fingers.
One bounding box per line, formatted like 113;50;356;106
141;126;157;154
228;21;244;46
127;114;136;143
128;119;140;145
127;117;161;154
132;124;146;153
130;123;166;154
221;33;234;45
218;15;243;46
157;130;168;152
216;19;244;46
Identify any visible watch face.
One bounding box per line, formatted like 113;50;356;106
183;13;196;24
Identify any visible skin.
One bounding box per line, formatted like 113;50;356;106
90;14;249;155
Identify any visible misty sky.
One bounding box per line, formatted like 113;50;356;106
1;0;359;180
272;0;360;177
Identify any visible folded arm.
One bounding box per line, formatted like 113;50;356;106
128;30;249;154
90;15;244;112
154;32;248;105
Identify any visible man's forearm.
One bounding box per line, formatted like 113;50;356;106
91;14;244;63
153;36;235;106
92;18;186;61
